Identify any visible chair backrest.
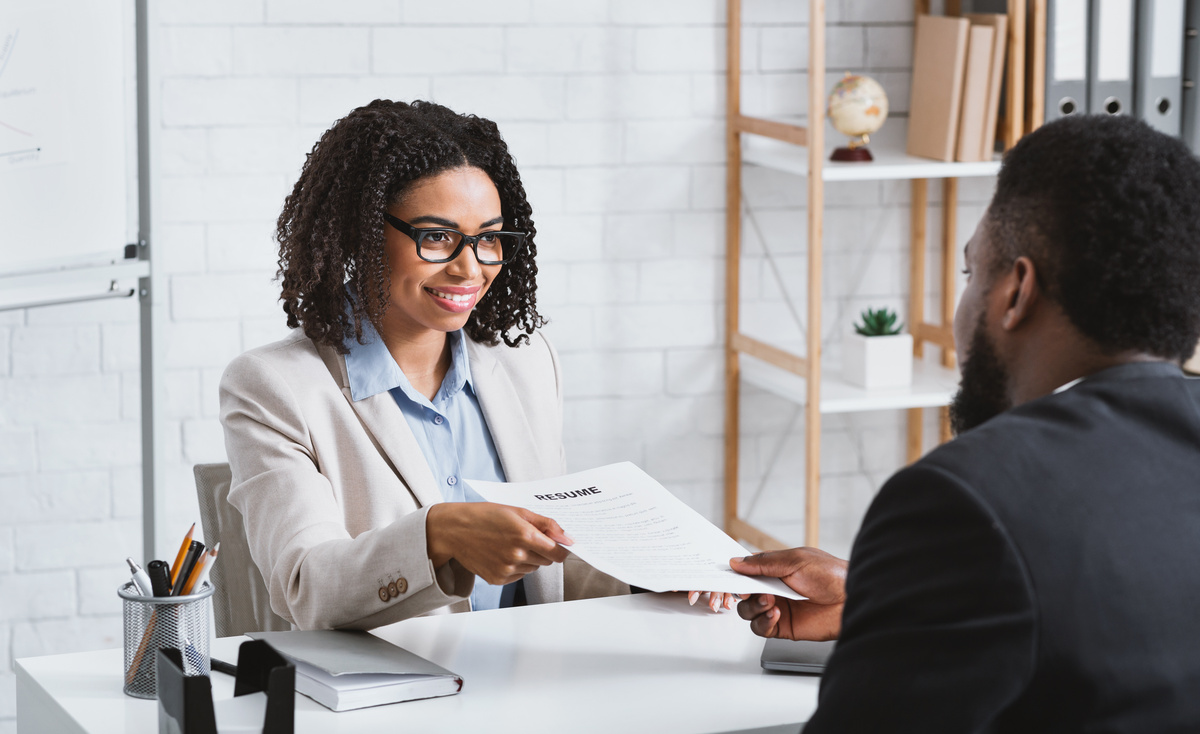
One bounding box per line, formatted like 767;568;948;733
193;463;291;637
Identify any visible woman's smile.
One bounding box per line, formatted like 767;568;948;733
425;284;481;313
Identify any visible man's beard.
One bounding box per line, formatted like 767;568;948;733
949;314;1011;436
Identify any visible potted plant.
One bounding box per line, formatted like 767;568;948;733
842;307;913;389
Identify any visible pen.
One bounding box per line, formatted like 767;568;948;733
147;559;172;597
180;543;218;596
125;558;153;596
169;523;196;589
183;637;207;673
171;540;205;596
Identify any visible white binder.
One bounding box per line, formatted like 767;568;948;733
1047;0;1090;120
1088;0;1136;116
1135;0;1186;136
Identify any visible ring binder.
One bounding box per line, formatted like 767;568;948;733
1135;0;1186;135
1088;0;1136;116
1046;0;1089;121
1182;0;1200;152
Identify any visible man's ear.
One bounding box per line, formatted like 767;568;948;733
998;255;1040;331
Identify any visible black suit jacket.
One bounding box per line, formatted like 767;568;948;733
806;362;1200;733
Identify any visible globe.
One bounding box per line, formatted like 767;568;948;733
827;73;889;162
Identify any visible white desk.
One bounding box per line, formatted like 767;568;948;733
17;593;816;733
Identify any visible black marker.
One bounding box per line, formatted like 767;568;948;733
171;541;205;596
147;559;172;597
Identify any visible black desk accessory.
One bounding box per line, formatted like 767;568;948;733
156;640;295;734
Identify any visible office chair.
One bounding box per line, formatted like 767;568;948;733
193;463;291;637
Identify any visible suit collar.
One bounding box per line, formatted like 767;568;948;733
465;337;544;482
343;324;474;403
1075;361;1185;386
317;334;546;503
317;340;444;508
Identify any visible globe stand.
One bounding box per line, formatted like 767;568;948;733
830;146;873;162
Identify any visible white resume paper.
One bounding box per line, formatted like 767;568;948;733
466;463;803;600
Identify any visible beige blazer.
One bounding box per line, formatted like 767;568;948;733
219;328;620;630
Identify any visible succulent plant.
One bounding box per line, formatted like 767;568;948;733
853;306;903;337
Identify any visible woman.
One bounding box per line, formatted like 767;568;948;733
220;100;729;630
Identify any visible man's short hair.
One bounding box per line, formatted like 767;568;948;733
987;115;1200;362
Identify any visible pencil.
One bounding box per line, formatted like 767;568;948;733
180;543;218;596
171;541;205;597
126;609;156;686
168;523;196;589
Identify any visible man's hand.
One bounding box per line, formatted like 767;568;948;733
731;547;848;641
427;502;572;585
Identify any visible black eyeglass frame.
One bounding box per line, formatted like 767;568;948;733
383;212;527;265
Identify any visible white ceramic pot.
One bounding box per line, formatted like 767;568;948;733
842;332;913;389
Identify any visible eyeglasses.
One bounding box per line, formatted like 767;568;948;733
384;213;527;265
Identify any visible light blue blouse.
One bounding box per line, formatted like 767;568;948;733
343;325;512;611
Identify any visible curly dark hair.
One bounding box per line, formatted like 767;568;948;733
276;99;544;352
986;114;1200;362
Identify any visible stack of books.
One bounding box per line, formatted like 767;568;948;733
907;13;1009;163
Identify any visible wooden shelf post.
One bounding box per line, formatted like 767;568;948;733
723;0;743;535
803;0;826;548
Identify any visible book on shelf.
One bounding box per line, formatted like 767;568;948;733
966;13;1008;160
908;12;1011;164
248;629;463;712
956;23;996;162
907;14;972;161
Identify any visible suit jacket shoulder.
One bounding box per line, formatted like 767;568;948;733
806;459;1038;733
810;363;1200;733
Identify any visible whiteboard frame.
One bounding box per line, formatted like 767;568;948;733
0;0;165;561
135;0;166;563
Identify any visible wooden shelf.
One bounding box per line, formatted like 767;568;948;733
742;131;1001;182
722;0;1025;548
740;353;960;414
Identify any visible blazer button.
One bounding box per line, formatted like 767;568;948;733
396;577;408;594
378;586;389;603
387;581;399;599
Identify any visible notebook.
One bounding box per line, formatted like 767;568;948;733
759;638;837;674
248;630;463;712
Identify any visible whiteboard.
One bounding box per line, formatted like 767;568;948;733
0;0;131;274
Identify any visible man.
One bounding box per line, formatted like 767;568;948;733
733;115;1200;732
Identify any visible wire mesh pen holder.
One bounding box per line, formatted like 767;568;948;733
119;581;214;699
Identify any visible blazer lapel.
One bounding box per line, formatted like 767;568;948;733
466;340;563;603
318;342;444;509
466;339;544;483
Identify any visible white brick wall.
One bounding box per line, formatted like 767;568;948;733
0;3;995;727
1;473;111;524
10;326;101;377
0;530;13;575
265;0;402;25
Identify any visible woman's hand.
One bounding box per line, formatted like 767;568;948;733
426;502;572;586
687;591;743;613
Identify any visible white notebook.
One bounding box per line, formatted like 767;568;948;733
248;630;463;712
